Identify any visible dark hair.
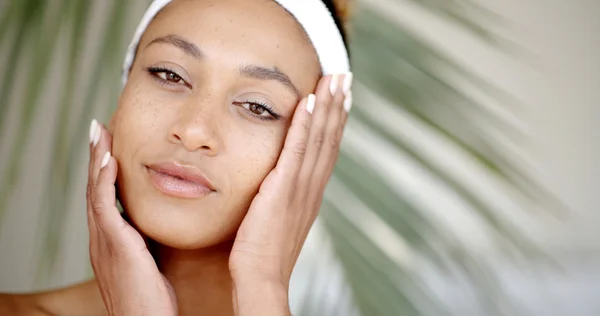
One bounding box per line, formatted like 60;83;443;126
321;0;350;49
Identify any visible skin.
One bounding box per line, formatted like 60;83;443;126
113;0;321;250
0;0;351;315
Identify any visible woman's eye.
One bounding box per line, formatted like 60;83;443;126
147;67;187;86
249;103;266;115
236;101;278;120
157;71;183;84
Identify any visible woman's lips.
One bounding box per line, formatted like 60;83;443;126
146;162;215;199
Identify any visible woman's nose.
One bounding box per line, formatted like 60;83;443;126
167;102;221;155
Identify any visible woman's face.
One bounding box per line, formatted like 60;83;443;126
110;0;321;249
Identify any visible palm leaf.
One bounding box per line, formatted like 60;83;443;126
34;0;130;284
0;0;556;315
0;0;64;219
294;1;554;315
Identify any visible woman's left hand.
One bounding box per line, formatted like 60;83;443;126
229;73;352;315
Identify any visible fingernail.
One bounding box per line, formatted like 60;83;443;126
100;151;111;169
89;119;97;144
343;72;353;95
329;74;339;96
343;91;353;112
93;123;101;148
306;94;316;114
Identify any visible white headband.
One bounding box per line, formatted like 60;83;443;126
122;0;351;86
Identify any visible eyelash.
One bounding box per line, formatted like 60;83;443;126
147;66;189;88
235;100;280;121
146;67;280;121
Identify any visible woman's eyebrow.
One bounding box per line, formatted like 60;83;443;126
146;34;301;98
239;65;301;99
146;34;203;60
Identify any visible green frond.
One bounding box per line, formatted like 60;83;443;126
0;1;554;315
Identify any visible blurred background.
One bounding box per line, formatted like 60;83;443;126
0;0;598;315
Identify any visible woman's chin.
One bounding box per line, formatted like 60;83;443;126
127;207;241;250
146;232;228;250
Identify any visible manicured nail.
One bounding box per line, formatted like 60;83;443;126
93;122;101;148
343;91;353;112
100;151;111;169
342;72;353;95
306;94;316;114
89;119;98;144
329;74;339;96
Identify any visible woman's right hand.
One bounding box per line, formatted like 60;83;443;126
86;119;177;316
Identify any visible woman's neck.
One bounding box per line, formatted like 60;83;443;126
155;241;235;316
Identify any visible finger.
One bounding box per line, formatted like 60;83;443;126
342;72;353;112
339;90;352;136
329;72;351;136
338;75;353;149
310;73;352;191
297;76;336;196
272;94;315;184
336;75;352;140
91;124;114;184
91;152;128;236
86;184;98;242
87;122;114;241
88;119;101;184
91;152;138;257
87;119;102;243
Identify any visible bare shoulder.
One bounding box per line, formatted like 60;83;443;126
0;279;107;316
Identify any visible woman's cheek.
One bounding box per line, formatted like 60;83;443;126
243;126;286;182
109;107;128;157
112;97;159;158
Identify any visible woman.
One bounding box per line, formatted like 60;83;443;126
1;0;352;314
